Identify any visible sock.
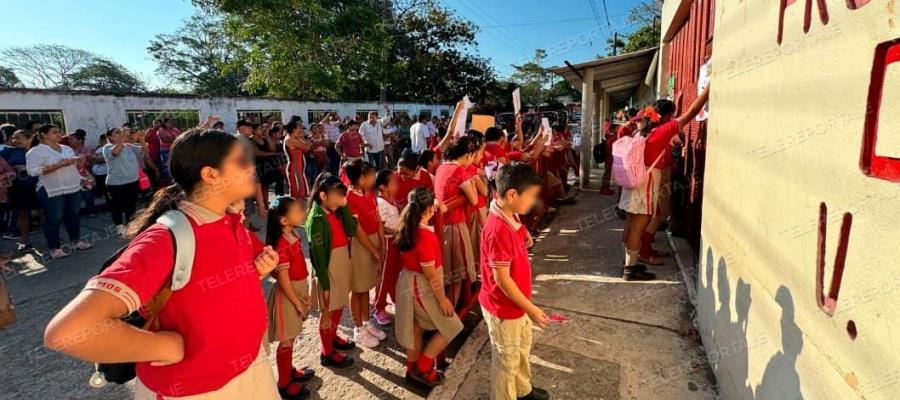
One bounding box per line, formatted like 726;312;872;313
417;355;434;373
640;231;655;255
331;309;347;345
406;359;417;373
624;249;639;267
319;324;333;356
276;345;294;386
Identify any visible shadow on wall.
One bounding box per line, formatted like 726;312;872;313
698;247;803;400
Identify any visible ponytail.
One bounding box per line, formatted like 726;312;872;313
307;172;347;214
395;187;434;252
124;184;185;239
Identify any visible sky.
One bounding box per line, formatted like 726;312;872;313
1;0;644;88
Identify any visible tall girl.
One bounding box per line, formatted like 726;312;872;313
620;86;710;281
395;187;463;387
373;170;402;325
266;196;316;400
44;129;283;399
284;121;311;201
434;136;480;307
343;160;385;348
465;130;489;266
304;173;357;368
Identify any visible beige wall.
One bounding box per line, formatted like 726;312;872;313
695;1;900;399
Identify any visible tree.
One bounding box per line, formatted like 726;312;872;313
624;0;662;53
0;66;21;88
148;12;249;96
69;60;146;92
0;44;100;89
548;80;580;102
605;35;626;56
510;49;551;109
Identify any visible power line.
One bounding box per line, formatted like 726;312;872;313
601;0;612;30
587;0;604;28
480;15;626;30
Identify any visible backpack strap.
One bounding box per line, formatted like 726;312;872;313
156;210;196;291
647;150;665;173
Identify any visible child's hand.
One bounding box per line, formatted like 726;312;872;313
294;300;309;320
527;305;548;329
439;298;455;317
149;331;185;367
254;246;279;277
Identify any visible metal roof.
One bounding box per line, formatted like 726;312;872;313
549;47;659;103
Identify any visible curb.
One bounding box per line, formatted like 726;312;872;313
426;319;489;400
666;230;697;306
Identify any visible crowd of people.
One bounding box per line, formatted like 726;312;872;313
31;103;587;400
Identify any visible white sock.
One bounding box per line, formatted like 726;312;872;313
625;248;639;267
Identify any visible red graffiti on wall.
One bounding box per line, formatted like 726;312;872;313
861;39;900;182
815;203;853;317
778;0;873;44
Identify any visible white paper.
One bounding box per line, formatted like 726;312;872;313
452;95;474;138
542;117;552;145
696;61;711;121
512;88;521;116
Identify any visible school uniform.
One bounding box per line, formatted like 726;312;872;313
395;225;463;350
434;162;476;285
267;234;311;343
478;202;536;400
465;164;488;265
84;201;278;399
305;203;356;312
346;188;380;293
374;195;402;312
618;120;678;215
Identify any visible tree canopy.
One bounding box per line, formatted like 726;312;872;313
0;44;146;91
0;66;21;88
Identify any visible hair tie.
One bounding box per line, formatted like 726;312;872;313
643;106;661;123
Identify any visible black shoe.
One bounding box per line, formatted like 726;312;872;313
333;338;356;351
630;264;647;273
614;207;626;219
320;352;354;369
407;367;445;387
290;367;315;382
278;382;311;399
518;386;550;400
623;266;655;281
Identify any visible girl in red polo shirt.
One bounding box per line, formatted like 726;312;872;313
265;196;316;399
465;130;489;266
44;129;283;399
395;187;463;387
343;160;385;348
433;136;480;308
373;170;402;326
395;153;433;208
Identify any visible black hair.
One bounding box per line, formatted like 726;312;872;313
654;99;677;118
347;120;361;127
395;187;435;252
418;150;435;169
307;172;348;214
72;129;87;141
485;127;503;142
627;108;639;119
398;151;419;170
344;159;375;186
265;196;299;248
121;122;132;129
467;129;485;148
236;119;252;128
495;162;543;200
24;120;42;131
443;135;477;161
284;120;301;135
98;133;107;142
375;169;394;192
126;129;238;238
32;124;59;147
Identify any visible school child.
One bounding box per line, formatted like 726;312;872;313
44;129;283;399
433;136;480;307
304;173;357;368
265;196;316;399
619;86;710;281
373;170;402;325
395;187;464;387
465;131;489;265
343;160;385;347
479;162;549;400
395;152;433;208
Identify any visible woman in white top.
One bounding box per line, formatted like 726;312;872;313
26;124;92;259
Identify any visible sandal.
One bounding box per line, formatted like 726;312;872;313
277;381;310;400
408;367;445;387
290;367;315;382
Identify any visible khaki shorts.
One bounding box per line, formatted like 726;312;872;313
442;222;475;284
267;279;310;343
312;246;351;312
469;206;488;266
618;168;662;215
350;233;380;293
395;269;463;350
482;309;534;400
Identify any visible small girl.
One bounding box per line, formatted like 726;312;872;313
373;170;401;325
395;187;463;387
343;160;385;348
304;173;357;368
266;196;316;399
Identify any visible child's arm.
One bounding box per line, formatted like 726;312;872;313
355;225;380;257
494;267;548;328
422;264;454;316
473;174;488;197
274;268;308;317
460;180;478;206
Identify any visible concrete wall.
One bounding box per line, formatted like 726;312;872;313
692;1;900;399
0;90;452;146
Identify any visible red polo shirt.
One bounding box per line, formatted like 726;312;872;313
478;202;532;319
326;211;349;248
401;226;442;273
337;131;363;158
84;201;267;397
465;165;487;210
346;188;379;235
274;235;308;281
485;142;508;163
645;120;679;167
395;169;433;207
434;162;472;225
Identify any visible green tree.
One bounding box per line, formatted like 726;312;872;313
510;49;550;109
605;36;626;56
0;44;100;89
623;0;662;53
69;60;146;92
0;66;21;88
148;12;249;96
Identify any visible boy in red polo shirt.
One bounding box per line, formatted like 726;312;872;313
479;162;549;400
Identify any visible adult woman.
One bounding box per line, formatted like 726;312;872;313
102;127;143;234
26;125;92;258
283;121;311;202
306;123;330;186
156;119;181;185
1;130;39;249
253;124;281;205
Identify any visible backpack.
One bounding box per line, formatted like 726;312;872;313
592;141;606;165
88;210;196;387
611;133;664;189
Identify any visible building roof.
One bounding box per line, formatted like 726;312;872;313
549;47;658;103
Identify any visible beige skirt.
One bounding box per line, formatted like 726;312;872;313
618;168;662;215
442;222;475;285
312;246;351;312
469;206;488;266
395;269;464;350
134;344;278;400
267;279;310;343
350;233;380;293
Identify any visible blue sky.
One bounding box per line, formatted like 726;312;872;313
2;0;643;88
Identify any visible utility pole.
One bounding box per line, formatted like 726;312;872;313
613;32;618;56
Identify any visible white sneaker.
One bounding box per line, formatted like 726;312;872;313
50;249;68;259
366;323;386;340
74;240;92;250
354;328;379;348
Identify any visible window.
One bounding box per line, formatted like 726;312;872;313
237;110;283;125
308;109;336;125
0;110;66;132
356;109;378;120
126;110;200;130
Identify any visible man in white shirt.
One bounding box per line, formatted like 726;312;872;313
359;103;391;170
320;112;343;173
410;115;429;154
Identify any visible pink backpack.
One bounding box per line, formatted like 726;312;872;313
611;133;664;189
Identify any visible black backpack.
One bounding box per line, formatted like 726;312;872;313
592;140;606;165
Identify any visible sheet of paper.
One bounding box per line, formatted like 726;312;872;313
512;88;521;116
542;117;552;145
696;61;711;121
471;114;495;133
451;95;474;138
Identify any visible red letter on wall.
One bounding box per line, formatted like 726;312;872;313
860;39;900;182
778;0;830;44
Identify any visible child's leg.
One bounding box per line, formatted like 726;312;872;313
624;214;650;266
318;313;334;356
350;292;364;327
515;319;535;397
276;340;294;386
417;332;450;373
405;324;424;372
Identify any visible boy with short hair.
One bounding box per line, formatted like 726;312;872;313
479;162;549;400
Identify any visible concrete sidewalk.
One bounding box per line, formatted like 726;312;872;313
430;169;718;400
